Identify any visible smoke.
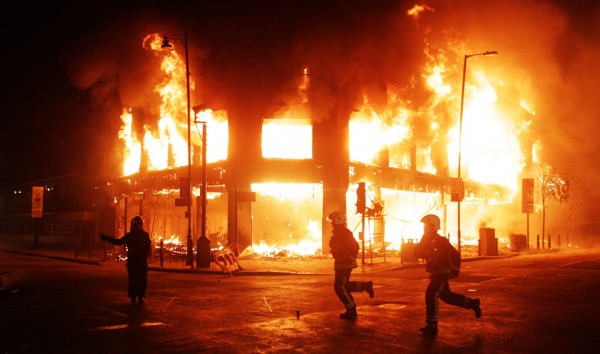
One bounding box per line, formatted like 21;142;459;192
62;8;173;116
63;0;600;220
404;0;600;223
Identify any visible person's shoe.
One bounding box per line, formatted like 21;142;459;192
365;281;374;298
471;298;481;318
138;297;145;305
419;323;438;336
339;307;357;320
130;297;136;304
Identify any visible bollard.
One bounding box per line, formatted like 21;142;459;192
542;234;545;249
548;234;552;249
537;234;540;250
196;235;211;268
160;239;164;268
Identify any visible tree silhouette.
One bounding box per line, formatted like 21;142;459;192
536;164;570;247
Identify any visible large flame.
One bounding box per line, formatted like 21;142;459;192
118;34;228;177
262;119;312;159
118;31;536;257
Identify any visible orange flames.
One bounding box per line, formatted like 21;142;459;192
119;34;229;176
118;31;533;256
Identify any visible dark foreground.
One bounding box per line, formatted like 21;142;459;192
1;247;599;353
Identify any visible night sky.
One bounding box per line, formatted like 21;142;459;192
2;1;600;214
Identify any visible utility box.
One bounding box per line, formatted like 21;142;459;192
401;239;418;263
510;234;527;252
196;235;212;268
478;228;498;256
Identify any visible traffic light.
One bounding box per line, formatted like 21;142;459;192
356;182;366;214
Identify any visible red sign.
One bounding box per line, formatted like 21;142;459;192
32;186;44;218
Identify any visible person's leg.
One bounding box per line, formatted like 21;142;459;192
420;275;443;335
334;269;357;319
137;266;148;303
439;280;481;318
345;279;375;298
127;268;136;303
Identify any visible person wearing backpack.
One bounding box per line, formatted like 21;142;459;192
415;214;482;335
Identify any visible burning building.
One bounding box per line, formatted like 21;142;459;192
106;23;529;259
5;1;600;258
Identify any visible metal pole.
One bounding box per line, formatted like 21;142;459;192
196;121;211;268
456;50;497;257
201;122;207;241
361;212;365;265
184;31;193;268
527;212;530;249
457;54;467;258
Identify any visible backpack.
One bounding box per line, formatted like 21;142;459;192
447;240;461;278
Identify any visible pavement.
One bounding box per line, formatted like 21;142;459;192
0;233;517;276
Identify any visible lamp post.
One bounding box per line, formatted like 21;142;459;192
193;105;210;268
161;32;194;268
457;50;497;257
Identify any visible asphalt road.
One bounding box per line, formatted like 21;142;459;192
1;249;599;353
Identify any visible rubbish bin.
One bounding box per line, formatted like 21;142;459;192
196;235;211;268
478;228;498;256
401;239;418;263
510;234;527;252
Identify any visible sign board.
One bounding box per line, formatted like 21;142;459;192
522;178;534;213
450;178;464;202
32;186;44;218
175;198;190;207
213;243;241;274
179;177;190;198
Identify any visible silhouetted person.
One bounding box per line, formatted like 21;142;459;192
100;216;151;304
415;214;481;335
328;210;374;320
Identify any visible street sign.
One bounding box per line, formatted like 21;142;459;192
451;178;464;202
31;186;44;218
522;178;534;213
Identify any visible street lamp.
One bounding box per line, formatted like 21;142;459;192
162;32;194;268
193;108;211;268
457;50;498;257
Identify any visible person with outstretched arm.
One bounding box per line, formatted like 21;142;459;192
100;216;151;304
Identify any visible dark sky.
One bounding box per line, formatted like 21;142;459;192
2;0;600;214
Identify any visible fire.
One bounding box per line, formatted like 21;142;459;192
262;119;312;159
118;34;229;177
117;31;535;257
448;71;524;192
251;183;323;256
407;4;435;19
118;108;141;176
349;95;413;167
